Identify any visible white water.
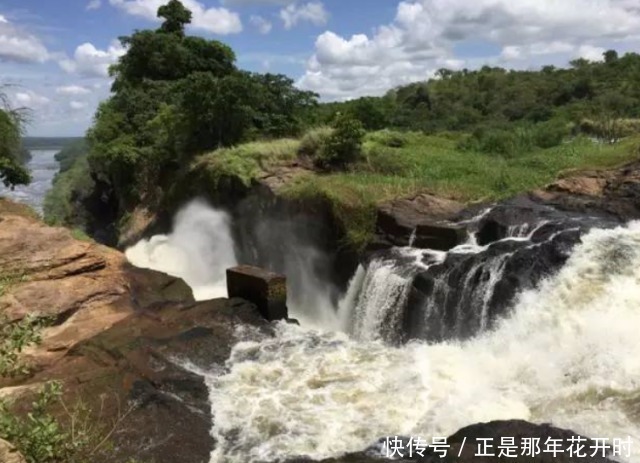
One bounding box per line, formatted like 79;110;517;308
207;222;640;462
125;200;237;300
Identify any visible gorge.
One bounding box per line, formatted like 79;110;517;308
120;159;640;463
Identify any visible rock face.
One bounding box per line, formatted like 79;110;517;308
227;265;288;321
375;194;465;250
0;438;27;463
0;204;271;463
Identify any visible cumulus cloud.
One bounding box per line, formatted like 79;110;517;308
250;15;272;34
222;0;294;5
109;0;242;35
280;2;328;29
86;0;102;10
14;91;50;107
299;0;640;100
56;85;92;95
0;15;49;63
59;40;125;77
70;101;89;110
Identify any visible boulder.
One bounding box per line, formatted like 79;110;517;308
376;194;465;250
0;439;26;463
227;265;288;321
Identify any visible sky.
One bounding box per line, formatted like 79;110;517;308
1;0;640;137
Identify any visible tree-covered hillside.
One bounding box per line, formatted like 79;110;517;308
310;50;640;136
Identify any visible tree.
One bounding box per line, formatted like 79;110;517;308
158;0;192;35
603;49;619;64
0;91;30;189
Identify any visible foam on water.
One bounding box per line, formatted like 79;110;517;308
207;222;640;462
125;199;237;300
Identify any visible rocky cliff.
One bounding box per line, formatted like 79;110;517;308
0;200;270;462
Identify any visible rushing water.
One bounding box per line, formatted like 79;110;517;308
0;150;59;214
126;201;640;463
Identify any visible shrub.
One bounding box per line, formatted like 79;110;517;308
532;120;567;148
314;115;365;169
298;126;333;157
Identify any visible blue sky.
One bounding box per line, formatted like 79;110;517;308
1;0;640;136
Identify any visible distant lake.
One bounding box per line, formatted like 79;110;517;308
0;150;59;215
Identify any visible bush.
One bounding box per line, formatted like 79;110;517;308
298;126;333;157
532;120;567;148
314;115;365;169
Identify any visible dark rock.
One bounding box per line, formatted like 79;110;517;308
376;194;464;249
413;223;467;250
404;226;583;342
227;265;288;321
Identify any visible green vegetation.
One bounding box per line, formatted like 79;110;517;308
54;140;87;174
44;157;94;228
0;381;135;463
84;0;316;210
195;138;300;188
282;131;639;250
45;1;640;251
0;89;30;189
312;114;366;169
0;299;131;462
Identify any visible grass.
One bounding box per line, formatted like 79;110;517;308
187;129;640;251
283;132;640;250
194;138;300;187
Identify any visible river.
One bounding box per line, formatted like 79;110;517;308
0;149;59;214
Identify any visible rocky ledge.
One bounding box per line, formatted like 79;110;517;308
0;203;270;463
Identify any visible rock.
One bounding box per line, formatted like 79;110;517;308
376;194;465;250
0;438;26;463
227;265;288;321
0;203;272;463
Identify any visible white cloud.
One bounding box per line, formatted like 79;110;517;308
86;0;102;10
14;91;50;107
222;0;294;5
70;101;88;110
299;0;640;100
59;40;125;77
578;44;607;62
280;2;328;29
109;0;242;35
56;85;92;95
250;15;272;34
0;16;49;63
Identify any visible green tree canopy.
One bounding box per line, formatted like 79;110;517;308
0;91;30;188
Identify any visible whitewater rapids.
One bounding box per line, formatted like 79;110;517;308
207;222;640;462
125;201;640;463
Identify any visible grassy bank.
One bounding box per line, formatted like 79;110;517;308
193;130;640;250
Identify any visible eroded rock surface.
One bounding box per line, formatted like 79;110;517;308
0;205;271;463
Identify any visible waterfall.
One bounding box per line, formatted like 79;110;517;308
125;199;237;300
126;199;343;329
347;248;445;342
207;221;640;463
